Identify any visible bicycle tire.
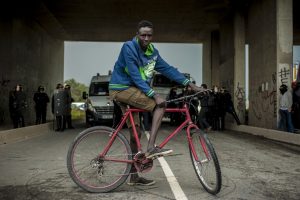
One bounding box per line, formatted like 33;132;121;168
189;129;222;194
67;126;132;193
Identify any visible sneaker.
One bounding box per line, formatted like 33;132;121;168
146;146;173;159
127;177;156;186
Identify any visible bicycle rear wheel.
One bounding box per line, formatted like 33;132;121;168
67;126;132;192
189;129;221;194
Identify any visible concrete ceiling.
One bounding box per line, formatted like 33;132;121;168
31;0;248;43
40;0;238;42
3;0;300;43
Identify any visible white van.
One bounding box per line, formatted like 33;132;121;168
83;73;114;126
151;72;193;98
150;72;195;122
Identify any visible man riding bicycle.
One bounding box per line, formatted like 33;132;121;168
109;20;203;186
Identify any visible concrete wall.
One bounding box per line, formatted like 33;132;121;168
211;31;220;88
233;12;246;124
219;14;235;95
248;0;277;129
202;32;212;87
247;0;293;129
0;17;64;128
202;30;221;88
218;12;246;124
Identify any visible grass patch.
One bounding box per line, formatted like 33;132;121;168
71;108;85;120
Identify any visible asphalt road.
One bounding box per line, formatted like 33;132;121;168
0;123;299;200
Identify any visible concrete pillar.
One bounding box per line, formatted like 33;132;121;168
202;30;220;88
233;12;246;123
219;14;234;93
276;0;293;124
211;31;220;87
0;17;64;128
218;10;246;124
202;32;212;87
247;0;293;129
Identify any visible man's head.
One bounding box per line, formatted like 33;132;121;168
201;83;207;89
16;84;22;91
136;20;153;50
38;85;45;92
64;84;71;90
56;83;63;90
279;84;288;94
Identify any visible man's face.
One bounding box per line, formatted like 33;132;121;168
137;27;153;50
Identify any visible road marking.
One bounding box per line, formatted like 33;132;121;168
145;132;188;200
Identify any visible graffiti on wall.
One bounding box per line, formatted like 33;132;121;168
251;72;277;120
235;82;245;116
278;64;291;85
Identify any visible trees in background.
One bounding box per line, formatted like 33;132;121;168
64;79;88;102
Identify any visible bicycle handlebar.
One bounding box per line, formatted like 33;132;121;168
164;89;212;104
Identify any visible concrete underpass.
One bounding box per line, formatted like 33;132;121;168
1;1;300;199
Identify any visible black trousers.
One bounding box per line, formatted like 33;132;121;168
36;108;47;124
12;114;25;128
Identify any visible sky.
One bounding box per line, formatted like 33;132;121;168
64;42;203;86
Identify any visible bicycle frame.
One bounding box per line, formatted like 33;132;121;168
100;102;208;164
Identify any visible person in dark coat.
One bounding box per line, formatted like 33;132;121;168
52;83;67;132
221;87;241;127
198;84;212;131
64;84;74;129
292;82;300;131
33;85;50;124
9;84;27;128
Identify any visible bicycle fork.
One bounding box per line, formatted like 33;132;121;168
187;127;211;165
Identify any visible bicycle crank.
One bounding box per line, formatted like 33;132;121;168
133;152;153;173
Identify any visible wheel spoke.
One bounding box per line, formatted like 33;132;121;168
189;130;221;194
67;127;132;192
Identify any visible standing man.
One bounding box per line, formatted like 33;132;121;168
109;20;203;186
52;83;67;132
220;87;241;127
198;84;212;131
278;84;294;133
9;84;27;128
33;85;50;124
64;84;74;129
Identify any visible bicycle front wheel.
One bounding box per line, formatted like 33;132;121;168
67;126;132;193
189;129;221;194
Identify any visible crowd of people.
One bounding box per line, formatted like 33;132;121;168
8;83;74;131
166;84;241;132
9;80;299;135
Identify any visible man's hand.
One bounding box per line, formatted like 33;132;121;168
154;94;166;108
188;82;211;96
189;82;204;92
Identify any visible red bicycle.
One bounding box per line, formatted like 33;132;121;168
67;91;222;194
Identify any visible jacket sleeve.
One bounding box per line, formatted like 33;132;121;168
123;43;155;97
154;54;190;86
